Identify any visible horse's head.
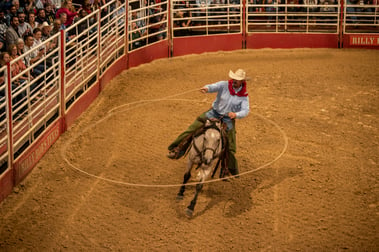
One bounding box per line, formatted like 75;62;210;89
202;119;222;165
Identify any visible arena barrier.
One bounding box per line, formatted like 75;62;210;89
0;0;378;202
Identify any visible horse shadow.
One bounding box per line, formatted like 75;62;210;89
174;165;302;219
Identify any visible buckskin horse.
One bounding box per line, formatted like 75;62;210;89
176;119;227;218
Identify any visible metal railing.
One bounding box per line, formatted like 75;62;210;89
344;3;379;33
246;2;341;33
0;0;128;177
171;0;242;37
128;0;169;50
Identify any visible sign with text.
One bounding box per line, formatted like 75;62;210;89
349;35;379;46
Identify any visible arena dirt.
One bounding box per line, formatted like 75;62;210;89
0;49;378;251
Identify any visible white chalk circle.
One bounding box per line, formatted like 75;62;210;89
61;89;288;187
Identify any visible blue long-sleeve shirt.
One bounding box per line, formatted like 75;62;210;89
205;80;250;119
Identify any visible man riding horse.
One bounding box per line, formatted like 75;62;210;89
167;69;250;177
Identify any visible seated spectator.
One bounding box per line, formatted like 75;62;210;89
194;0;212;20
210;0;226;24
44;2;56;25
0;1;13;16
55;0;78;27
287;0;301;12
346;0;360;23
265;0;277;24
6;4;19;26
82;0;94;14
131;10;147;35
32;27;50;54
7;43;29;85
13;0;25;13
0;38;6;53
58;13;76;67
0;51;26;118
287;0;302;21
38;22;57;62
73;9;91;48
34;0;44;10
0;9;8;51
148;0;165;42
58;12;76;41
16;38;25;57
36;8;49;25
6;15;21;51
0;71;4;117
18;11;33;38
23;33;45;78
24;0;38;15
156;13;167;41
250;0;264;13
40;21;52;42
0;12;7;52
0;52;11;66
115;0;126;26
130;22;143;49
0;10;7;25
93;0;107;10
174;8;192;36
131;10;147;46
27;10;38;32
50;18;61;36
359;0;375;20
319;0;336;13
303;0;319;23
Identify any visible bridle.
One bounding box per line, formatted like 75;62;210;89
192;123;222;163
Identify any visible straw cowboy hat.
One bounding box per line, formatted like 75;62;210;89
41;21;52;29
229;69;246;80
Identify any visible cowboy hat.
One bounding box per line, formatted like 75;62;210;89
41;21;52;28
229;69;246;80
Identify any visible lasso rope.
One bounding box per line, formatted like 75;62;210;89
60;89;288;188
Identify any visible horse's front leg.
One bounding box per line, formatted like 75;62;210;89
176;160;193;201
186;179;204;218
185;165;210;218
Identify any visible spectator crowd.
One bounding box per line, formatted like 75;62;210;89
0;0;110;121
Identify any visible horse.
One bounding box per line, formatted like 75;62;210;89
176;119;226;218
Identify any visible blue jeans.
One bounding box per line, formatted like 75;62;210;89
206;109;234;130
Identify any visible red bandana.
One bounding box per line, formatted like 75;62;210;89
228;80;248;97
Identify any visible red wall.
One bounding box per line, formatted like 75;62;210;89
246;33;340;49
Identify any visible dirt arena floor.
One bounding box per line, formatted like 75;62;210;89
0;49;378;251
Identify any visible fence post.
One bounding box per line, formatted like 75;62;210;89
5;63;14;184
59;30;67;133
167;0;173;57
242;0;247;49
339;0;344;48
125;0;130;66
97;9;102;92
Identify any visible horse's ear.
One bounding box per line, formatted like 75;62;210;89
204;119;212;127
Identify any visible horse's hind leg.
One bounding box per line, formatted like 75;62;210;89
186;182;203;218
176;171;191;201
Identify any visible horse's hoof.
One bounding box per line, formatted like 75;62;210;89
185;208;193;218
176;195;183;201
